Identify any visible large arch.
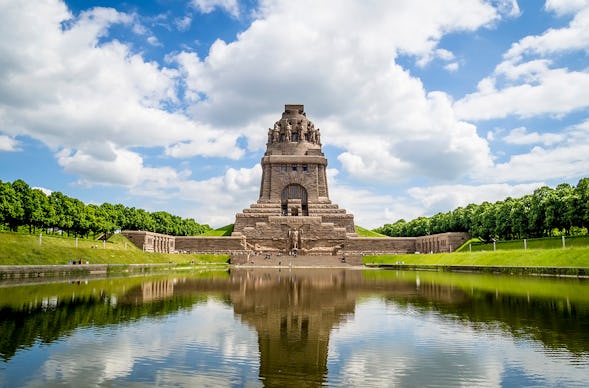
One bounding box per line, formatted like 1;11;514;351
281;184;308;216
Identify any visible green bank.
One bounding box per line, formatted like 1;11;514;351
364;247;589;273
0;231;229;265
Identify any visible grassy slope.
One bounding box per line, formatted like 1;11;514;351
364;247;589;267
201;224;234;236
0;232;229;265
355;226;387;237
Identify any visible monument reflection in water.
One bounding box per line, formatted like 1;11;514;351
1;269;588;387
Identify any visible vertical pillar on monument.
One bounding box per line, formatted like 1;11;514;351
233;104;356;254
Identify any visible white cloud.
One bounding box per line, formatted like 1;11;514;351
407;182;544;213
435;48;455;61
444;62;460;72
57;144;144;187
0;1;244;190
495;0;521;17
175;165;262;226
545;0;589;15
4;0;586;229
175;15;192;31
455;68;589;120
487;144;589;182
327;175;423;228
172;1;498;185
191;0;240;18
504;7;589;60
0;134;19;151
503;126;564;146
147;35;161;46
455;6;589;121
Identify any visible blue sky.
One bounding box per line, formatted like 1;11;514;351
1;0;588;228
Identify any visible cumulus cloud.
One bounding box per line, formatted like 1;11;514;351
0;134;19;151
56;144;144;187
407;182;545;213
454;5;589;120
170;0;500;186
487;144;589;182
545;0;589;15
190;0;240;18
503;127;564;146
4;0;586;228
0;0;243;191
175;164;262;226
176;0;500;125
175;15;192;31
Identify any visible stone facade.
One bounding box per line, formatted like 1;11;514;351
123;104;469;258
175;236;246;254
416;232;469;253
121;231;176;253
232;104;356;254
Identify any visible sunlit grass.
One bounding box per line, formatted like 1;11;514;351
201;224;234;236
364;246;589;268
355;226;387;237
0;231;229;265
460;235;589;251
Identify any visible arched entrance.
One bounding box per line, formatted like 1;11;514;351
281;184;308;216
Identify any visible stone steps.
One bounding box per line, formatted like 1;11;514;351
229;254;363;267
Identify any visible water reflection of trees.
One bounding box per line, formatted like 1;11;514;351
0;278;211;361
1;268;588;367
387;286;589;356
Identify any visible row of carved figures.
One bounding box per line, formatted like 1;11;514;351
267;119;321;145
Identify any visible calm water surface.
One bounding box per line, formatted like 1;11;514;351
1;268;588;387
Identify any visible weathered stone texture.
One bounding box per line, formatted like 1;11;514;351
343;237;417;255
415;232;469;253
121;231;175;253
232;104;356;254
175;236;245;254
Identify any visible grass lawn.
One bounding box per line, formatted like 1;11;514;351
0;231;229;265
201;224;234;236
462;235;589;251
364;246;589;268
355;226;387;237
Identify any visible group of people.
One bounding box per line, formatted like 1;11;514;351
267;119;321;145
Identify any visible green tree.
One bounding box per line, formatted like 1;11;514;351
0;181;24;231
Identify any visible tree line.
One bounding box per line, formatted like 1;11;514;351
0;179;211;237
374;178;589;241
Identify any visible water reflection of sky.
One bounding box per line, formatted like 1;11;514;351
328;297;588;387
2;272;589;388
5;298;262;388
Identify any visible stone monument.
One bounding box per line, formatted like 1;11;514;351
232;104;356;255
124;104;469;258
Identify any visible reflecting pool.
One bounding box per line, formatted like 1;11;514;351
1;268;588;387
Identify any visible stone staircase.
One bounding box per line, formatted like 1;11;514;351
229;253;363;267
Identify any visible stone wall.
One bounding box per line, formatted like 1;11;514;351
415;232;470;253
121;231;175;253
343;237;417;255
122;230;470;256
175;236;246;254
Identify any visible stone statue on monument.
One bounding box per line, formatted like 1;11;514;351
297;120;304;142
288;228;302;251
285;121;292;142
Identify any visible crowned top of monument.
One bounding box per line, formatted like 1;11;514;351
266;104;322;156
